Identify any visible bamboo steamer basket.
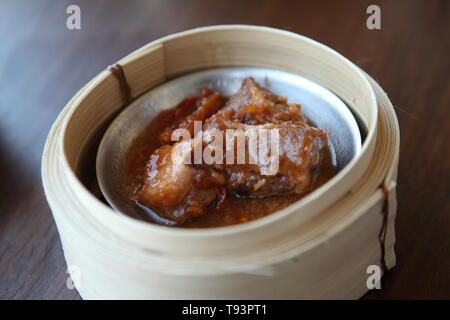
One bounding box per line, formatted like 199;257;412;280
41;25;399;299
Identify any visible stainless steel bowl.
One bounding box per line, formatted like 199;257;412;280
96;67;362;221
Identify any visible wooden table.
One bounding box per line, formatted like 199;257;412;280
0;0;448;299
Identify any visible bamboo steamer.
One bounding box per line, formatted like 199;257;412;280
41;25;399;299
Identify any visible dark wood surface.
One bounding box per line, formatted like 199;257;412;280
0;0;448;300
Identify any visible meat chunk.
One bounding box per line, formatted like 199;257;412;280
222;122;328;197
200;78;327;197
206;77;308;125
136;78;328;223
136;141;225;223
159;87;225;144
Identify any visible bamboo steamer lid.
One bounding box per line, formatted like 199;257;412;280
42;25;399;299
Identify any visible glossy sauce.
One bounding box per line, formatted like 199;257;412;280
123;107;337;228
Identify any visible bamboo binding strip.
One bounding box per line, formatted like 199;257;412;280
42;25;399;299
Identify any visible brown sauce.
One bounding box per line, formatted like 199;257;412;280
123;108;336;228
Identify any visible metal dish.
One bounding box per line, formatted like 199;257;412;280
96;67;362;222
